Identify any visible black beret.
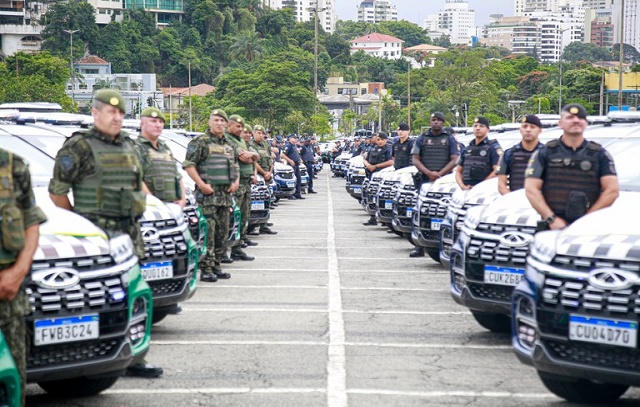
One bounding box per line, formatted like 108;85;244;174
521;114;542;128
473;116;490;128
430;112;446;122
377;131;388;139
398;123;410;131
562;103;588;120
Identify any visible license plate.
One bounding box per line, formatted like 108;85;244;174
34;314;99;346
431;218;444;230
354;187;362;193
385;200;393;209
372;196;378;203
484;265;524;286
251;201;265;210
141;260;174;281
407;208;413;217
569;315;638;348
287;182;295;188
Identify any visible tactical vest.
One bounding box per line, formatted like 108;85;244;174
0;151;23;265
462;139;498;186
198;135;236;186
251;140;274;170
419;133;450;172
141;142;180;202
393;138;413;170
301;145;315;161
226;133;254;178
73;134;146;219
507;144;540;192
368;146;386;166
542;140;601;220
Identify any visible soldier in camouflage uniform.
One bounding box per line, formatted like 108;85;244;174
0;149;47;406
249;125;278;235
225;115;260;261
49;89;163;378
183;109;242;282
133;107;186;207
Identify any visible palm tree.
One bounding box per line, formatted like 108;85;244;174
230;32;265;62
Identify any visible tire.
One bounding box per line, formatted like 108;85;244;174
470;311;511;333
426;248;441;263
538;373;629;404
152;309;170;325
39;375;119;397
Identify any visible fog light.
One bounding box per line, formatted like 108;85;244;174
516;319;537;349
453;273;465;292
129;321;147;345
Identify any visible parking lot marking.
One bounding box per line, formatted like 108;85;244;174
327;175;348;407
150;340;509;350
341;270;449;274
105;387;327;395
152;340;327;346
347;389;557;399
341;287;447;292
345;342;512;350
179;308;470;316
193;285;446;292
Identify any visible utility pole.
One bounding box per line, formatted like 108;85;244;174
618;0;625;110
188;60;192;132
407;61;411;127
599;64;605;115
63;29;79;104
307;3;327;115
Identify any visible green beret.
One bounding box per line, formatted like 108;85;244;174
228;114;245;124
211;109;228;121
253;125;265;133
94;89;125;113
141;107;165;122
243;124;253;133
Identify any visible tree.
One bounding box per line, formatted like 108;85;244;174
40;2;99;60
562;42;612;62
339;109;357;136
612;43;640;65
378;20;428;48
230;31;265;62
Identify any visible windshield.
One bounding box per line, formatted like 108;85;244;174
15;134;65;158
163;138;187;162
605;137;640;191
1;136;55;179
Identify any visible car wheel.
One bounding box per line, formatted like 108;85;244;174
39;375;119;397
538;372;629;404
470;310;511;333
425;248;440;263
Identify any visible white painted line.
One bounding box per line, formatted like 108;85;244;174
347;389;557;399
340;270;448;274
326;172;348;407
197;285;328;289
106;387;326;395
180;308;470;316
256;256;328;260
345;342;512;350
220;268;328;272
244;246;328;249
152;340;327;346
340;257;440;261
343;310;471;316
341;287;447;293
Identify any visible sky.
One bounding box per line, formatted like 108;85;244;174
335;0;514;27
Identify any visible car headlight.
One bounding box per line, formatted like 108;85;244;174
463;206;484;230
530;231;559;264
110;234;135;264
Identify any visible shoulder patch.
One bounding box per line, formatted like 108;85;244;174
58;154;76;173
546;139;560;148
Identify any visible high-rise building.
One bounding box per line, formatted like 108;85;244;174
437;0;476;45
612;0;640;52
264;0;337;33
356;0;398;24
582;0;614;9
514;0;560;15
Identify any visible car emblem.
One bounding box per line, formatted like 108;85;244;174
32;267;81;290
588;268;637;291
140;226;160;242
499;231;533;248
440;197;451;206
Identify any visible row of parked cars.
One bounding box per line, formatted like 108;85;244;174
0;109;321;405
335;111;640;404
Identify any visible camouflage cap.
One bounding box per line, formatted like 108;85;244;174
94;89;125;113
211;109;228;121
141;107;165;122
228;114;245;124
253;125;266;133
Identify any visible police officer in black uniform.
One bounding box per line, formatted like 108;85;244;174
525;103;619;230
300;137;317;194
282;134;304;199
497;114;544;195
362;132;393;226
392;123;414;170
350;137;363;156
409;113;460;257
455;116;503;190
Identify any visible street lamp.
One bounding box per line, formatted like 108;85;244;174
63;29;79;104
306;4;327;114
557;27;569;113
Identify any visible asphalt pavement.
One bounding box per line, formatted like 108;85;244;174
26;166;640;407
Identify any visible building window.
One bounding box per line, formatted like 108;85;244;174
83;69;99;74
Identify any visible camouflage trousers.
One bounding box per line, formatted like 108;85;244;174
234;180;251;240
200;204;230;273
0;290;29;407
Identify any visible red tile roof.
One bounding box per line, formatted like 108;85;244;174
350;33;404;44
75;55;109;64
160;84;216;97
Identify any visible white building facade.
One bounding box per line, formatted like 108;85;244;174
350;32;404;59
426;0;475;45
356;0;398;23
612;0;640;52
263;0;337;33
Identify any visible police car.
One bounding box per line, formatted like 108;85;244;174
391;169;419;236
346;155;366;200
512;129;640;404
361;167;394;219
273;161;297;198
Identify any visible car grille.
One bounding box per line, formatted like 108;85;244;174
252;187;270;201
278;172;294;179
26;276;126;315
420;199;449;219
397;192;416;207
398;217;412;227
378;209;392;219
542;276;640;316
149;279;187;297
418;229;439;241
250;210;269;219
28;337;125;369
468;282;513;302
183;206;204;245
466;235;529;266
31;255;115;273
351;175;365;185
476;223;536;235
551;255;640;273
143;231;188;260
544;339;640;372
378;186;395;200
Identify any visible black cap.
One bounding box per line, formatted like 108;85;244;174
430;112;446;122
473;116;490;128
275;135;283;142
562;103;588;120
377;131;388;139
398;123;410;131
521;114;542;128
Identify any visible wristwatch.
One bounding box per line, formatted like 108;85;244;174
544;215;556;225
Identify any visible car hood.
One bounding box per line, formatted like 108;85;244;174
477;189;539;227
427;173;459;195
349;155;364;167
451;178;500;208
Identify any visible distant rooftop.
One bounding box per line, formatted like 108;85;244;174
160;84;215;97
350;33;404;44
75;55;109;65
